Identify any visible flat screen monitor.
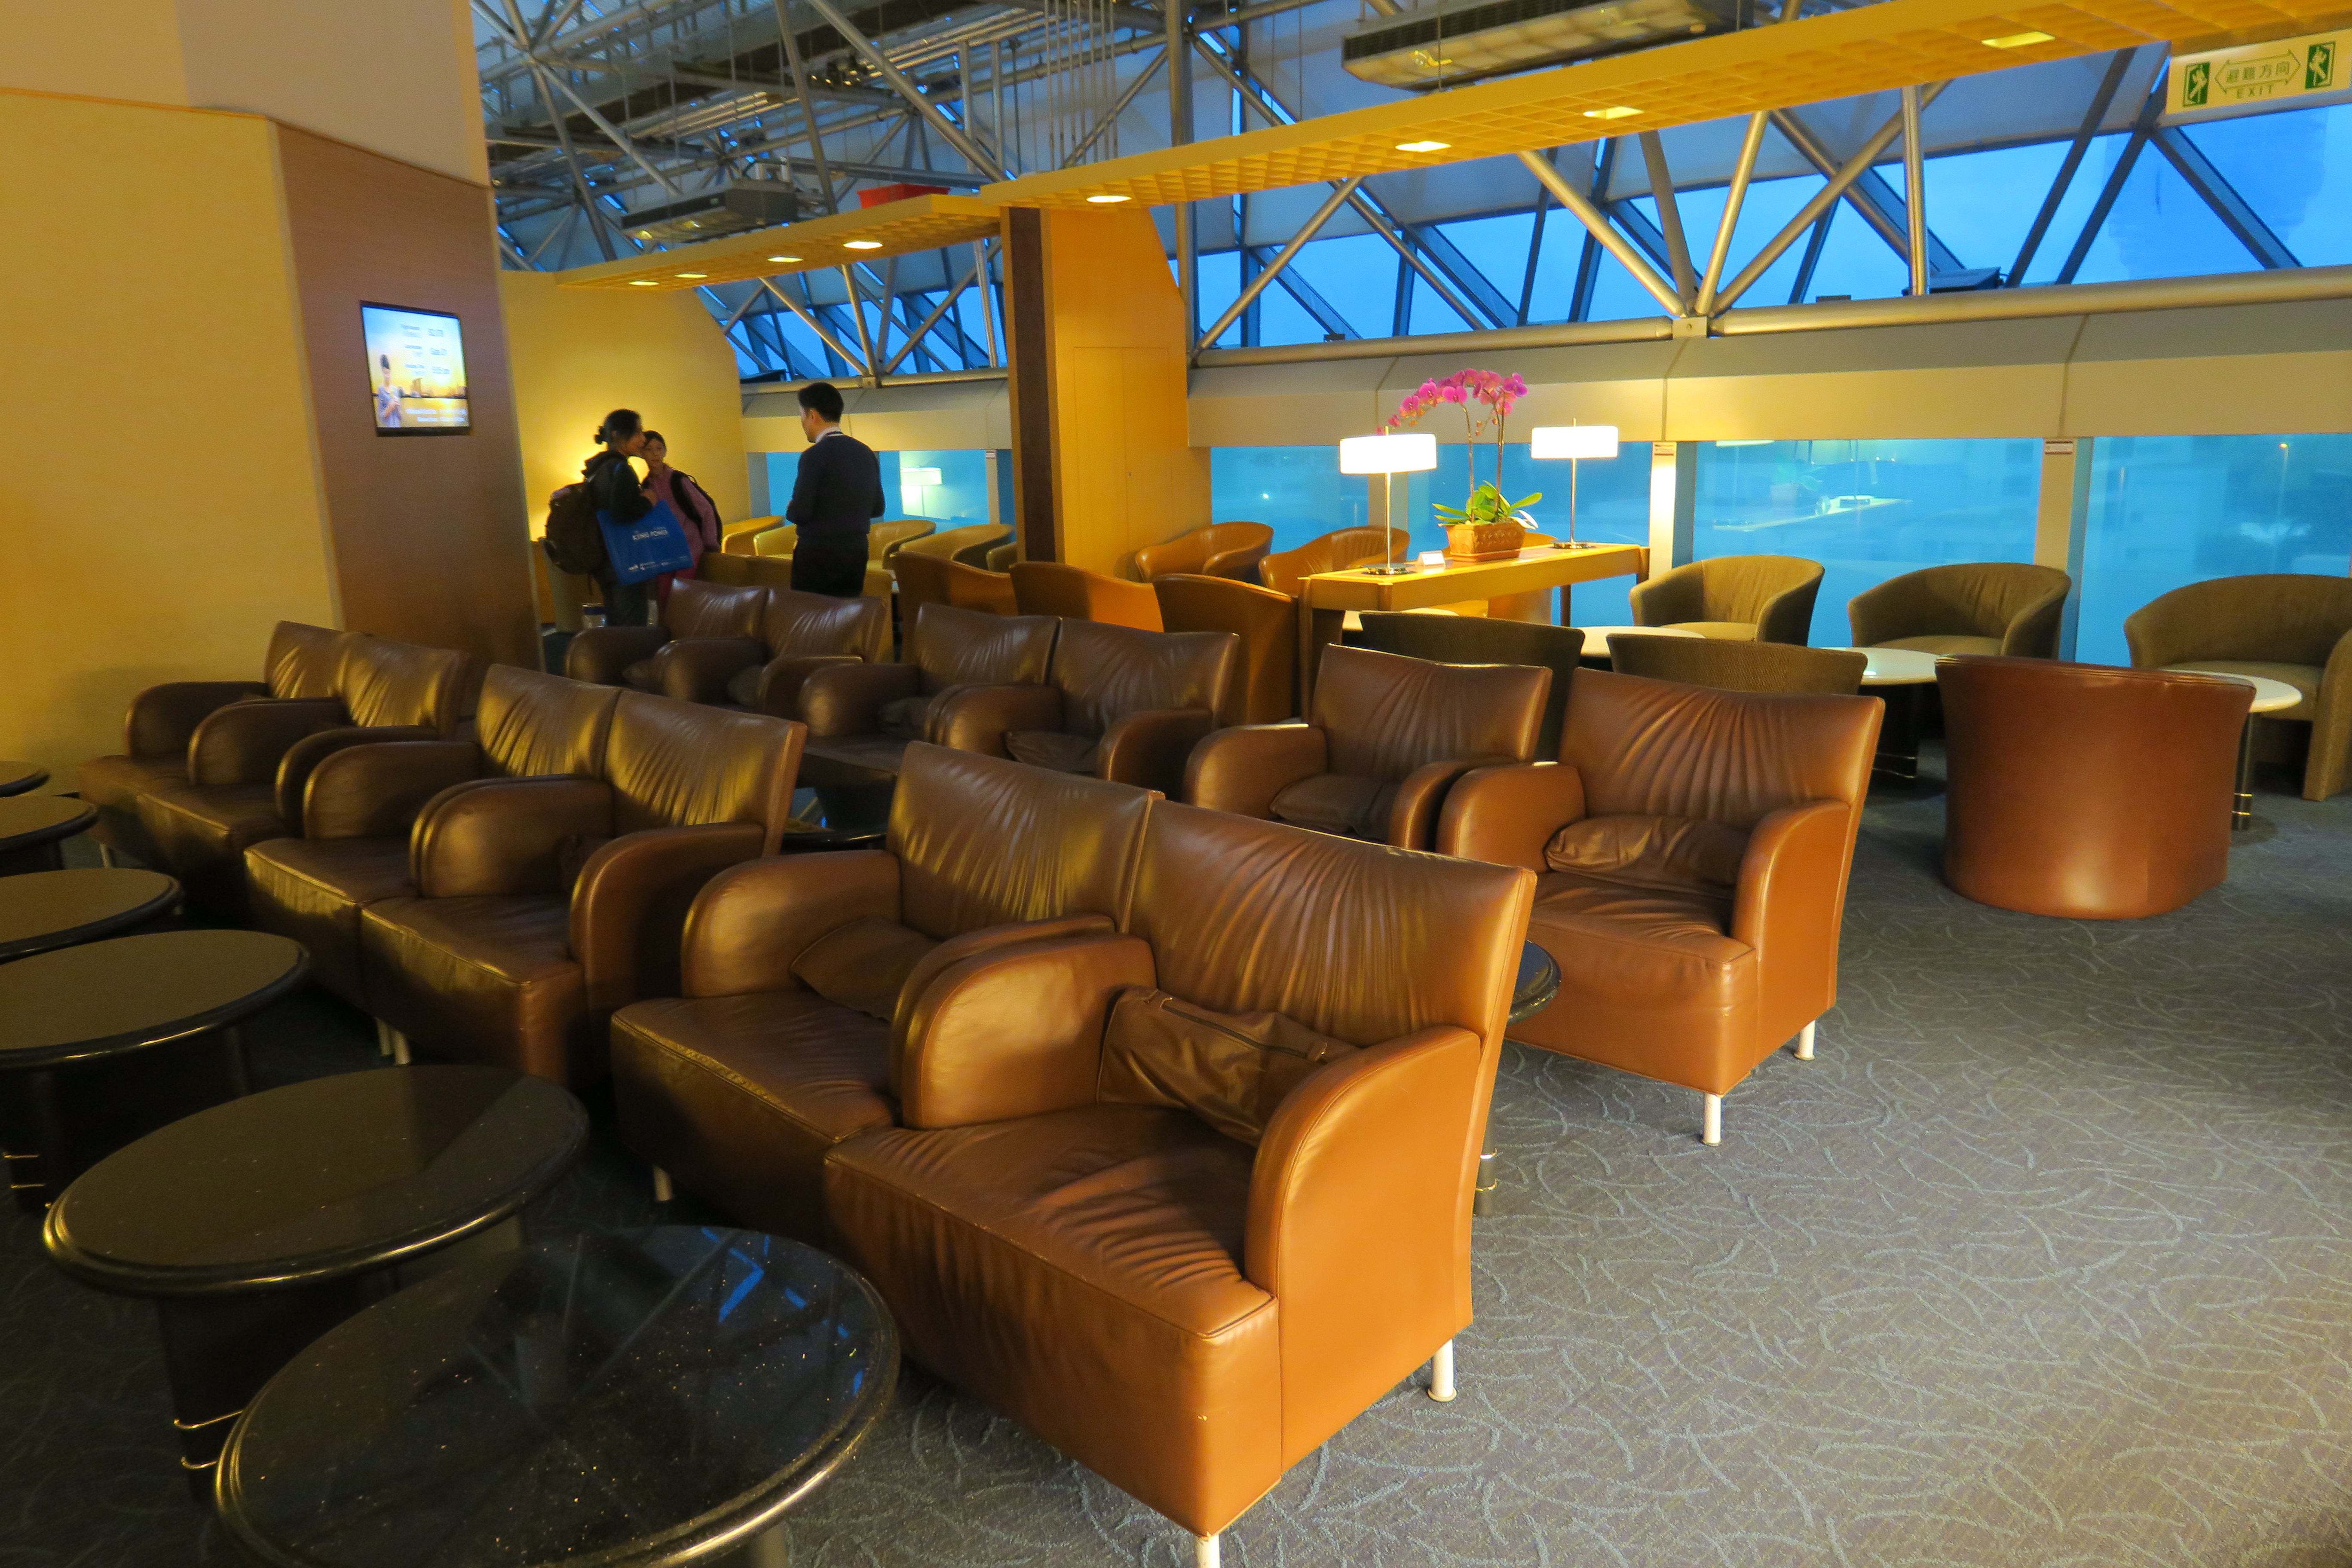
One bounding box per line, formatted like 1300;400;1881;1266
362;303;470;435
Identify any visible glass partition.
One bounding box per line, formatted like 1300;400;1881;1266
1209;447;1367;553
882;449;991;528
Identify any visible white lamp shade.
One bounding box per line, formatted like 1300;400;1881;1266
1339;432;1438;475
1530;425;1620;460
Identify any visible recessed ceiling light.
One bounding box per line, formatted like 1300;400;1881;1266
1582;106;1642;120
844;239;884;249
1395;139;1451;152
628;280;659;286
1980;28;2053;46
674;271;707;279
767;254;801;262
1086;193;1132;203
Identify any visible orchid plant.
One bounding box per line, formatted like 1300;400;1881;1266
1385;368;1541;529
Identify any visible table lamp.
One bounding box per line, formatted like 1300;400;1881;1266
1528;424;1619;546
1340;432;1438;575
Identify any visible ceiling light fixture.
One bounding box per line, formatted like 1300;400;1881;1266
628;279;659;286
1086;193;1132;203
844;239;884;249
1395;139;1452;152
1583;106;1642;119
1981;29;2053;46
766;254;801;263
674;271;707;279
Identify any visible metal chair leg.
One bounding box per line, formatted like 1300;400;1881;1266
652;1166;675;1204
1795;1021;1816;1061
1428;1340;1457;1402
1195;1532;1221;1568
1701;1093;1722;1146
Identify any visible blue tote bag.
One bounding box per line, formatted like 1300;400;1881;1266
597;499;696;585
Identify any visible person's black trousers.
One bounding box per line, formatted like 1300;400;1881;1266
791;530;871;597
592;568;652;626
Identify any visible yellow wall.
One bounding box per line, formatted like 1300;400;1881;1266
502;271;753;536
0;88;339;784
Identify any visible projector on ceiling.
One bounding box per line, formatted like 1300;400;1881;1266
624;184;801;247
1342;0;1744;91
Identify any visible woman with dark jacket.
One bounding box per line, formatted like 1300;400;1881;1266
641;429;723;611
582;408;654;626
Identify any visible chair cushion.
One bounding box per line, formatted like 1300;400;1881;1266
1267;772;1393;839
135;784;290;913
79;754;187;814
621;657;662;693
1664;621;1759;641
2164;660;2321;722
790;916;938;1021
1878;633;2001;657
1003;730;1100;774
878;695;935;741
726;662;764;709
359;894;588;1084
1545;815;1747;896
244;836;416;1006
1099;989;1356;1145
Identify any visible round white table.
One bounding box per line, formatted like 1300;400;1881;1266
1828;645;1944;781
2174;668;2304;828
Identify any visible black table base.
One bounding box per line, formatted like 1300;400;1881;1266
3;1029;248;1212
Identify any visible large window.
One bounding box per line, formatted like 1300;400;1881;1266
882;448;991;528
1208;447;1367;552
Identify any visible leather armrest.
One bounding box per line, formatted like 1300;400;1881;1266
889;913;1117;1054
930;683;1063;755
1386;756;1512;851
680;849;902;997
1182;723;1326;818
1435;762;1583;872
300;740;484;839
897;933;1155;1129
799;662;920;736
126;681;270;757
413;777;614;897
650;637;769;704
188;699;346;786
565;625;670;686
276;725;438;825
753;654;863;719
1097;707;1215;794
573;823;768;1012
1730;798;1852;1030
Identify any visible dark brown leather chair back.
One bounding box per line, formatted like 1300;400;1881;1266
888;741;1155;938
1562;668;1878;829
1606;636;1866;695
1313;644;1548;780
1152;573;1298;724
910;603;1058;693
1258;527;1399;598
896;552;1018;624
476;666;621;778
333;637;476;732
266;622;355;698
604;692;802;848
762;584;891;664
1354;614;1584;756
666;579;768;640
1133;522;1275;583
1011;562;1164;630
1847;562;2070;657
1052;620;1237;737
1939;657;2248;918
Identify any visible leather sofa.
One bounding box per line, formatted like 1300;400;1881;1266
1940;656;2249;918
1257;527;1399;597
1848;562;2070;659
1354;613;1585;757
608;742;1154;1243
1153;573;1299;725
1133;522;1274;583
1011;562;1164;630
894;552;1018;625
2125;573;2352;801
1439;669;1880;1144
1631;555;1823;644
800;603;1059;784
244;666;623;1008
1187;644;1547;850
564;578;770;699
357;693;804;1086
1606;636;1866;695
991;619;1237;796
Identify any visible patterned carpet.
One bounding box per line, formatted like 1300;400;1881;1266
6;755;2350;1567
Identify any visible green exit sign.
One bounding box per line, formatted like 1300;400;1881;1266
2169;29;2352;122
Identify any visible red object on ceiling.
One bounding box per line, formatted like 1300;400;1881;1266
858;184;951;208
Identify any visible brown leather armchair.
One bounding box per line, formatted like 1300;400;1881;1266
608;743;1155;1242
868;518;936;564
1153;573;1298;725
1187;644;1547;850
131;636;479;916
1133;522;1275;583
1354;613;1585;757
1632;555;1823;644
799;603;1060;784
357;693;803;1086
565;579;770;701
245;667;623;1008
824;802;1535;1565
988;619;1237;796
897;521;1013;567
721;586;892;718
1257;527;1400;597
1439;669;1880;1144
1941;657;2248;918
2125;573;2352;802
1011;561;1165;630
1848;562;2070;658
894;552;1018;627
1606;635;1866;695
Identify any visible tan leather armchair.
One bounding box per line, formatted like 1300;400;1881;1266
897;521;1013;567
750;523;798;557
245;667;622;1008
1848;562;2070;658
358;693;803;1086
721;587;892;719
799;603;1060;784
1133;521;1275;583
720;516;782;555
2126;573;2352;801
824;802;1535;1564
894;552;1018;626
1011;561;1165;630
1439;668;1880;1144
1188;644;1547;849
868;518;936;564
565;579;770;701
1632;554;1823;644
1257;527;1400;597
986;619;1237;796
609;743;1154;1243
1354;613;1584;757
1153;573;1299;725
1606;635;1866;694
130;636;479;916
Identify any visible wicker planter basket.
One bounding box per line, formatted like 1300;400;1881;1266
1443;521;1527;562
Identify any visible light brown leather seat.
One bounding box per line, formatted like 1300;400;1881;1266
824;802;1535;1562
1256;527;1400;597
129;636;479;915
608;743;1153;1244
1354;613;1585;757
358;693;803;1086
244;667;622;1006
1152;573;1299;725
721;586;893;718
799;603;1059;784
1632;555;1823;644
1940;656;2249;918
565;579;770;701
894;552;1018;627
989;620;1238;796
1439;668;1880;1143
2125;573;2352;802
897;521;1012;567
720;516;782;555
1848;562;2070;659
1606;635;1866;695
868;518;936;564
1011;561;1164;630
1188;644;1547;849
1133;522;1275;583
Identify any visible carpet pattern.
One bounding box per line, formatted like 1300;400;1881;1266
5;760;2349;1567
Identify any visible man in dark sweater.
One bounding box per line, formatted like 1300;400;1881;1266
786;381;884;597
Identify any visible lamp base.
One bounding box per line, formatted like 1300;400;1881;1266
1358;563;1421;576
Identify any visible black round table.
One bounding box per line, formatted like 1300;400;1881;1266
1477;942;1563;1219
779;780;894;853
0;868;181;962
0;760;49;797
219;1226;897;1566
0;795;97;876
0;929;306;1213
45;1064;587;1493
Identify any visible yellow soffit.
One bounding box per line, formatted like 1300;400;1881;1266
557;192;1002;290
983;0;2352;208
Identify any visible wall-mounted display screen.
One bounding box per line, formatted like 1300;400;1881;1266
361;303;470;435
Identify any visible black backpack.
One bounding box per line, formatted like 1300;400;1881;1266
542;482;607;575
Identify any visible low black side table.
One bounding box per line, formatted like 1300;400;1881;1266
0;795;98;875
0;929;306;1210
778;780;894;853
0;761;50;797
0;869;181;962
44;1064;586;1494
219;1226;897;1566
1476;942;1563;1219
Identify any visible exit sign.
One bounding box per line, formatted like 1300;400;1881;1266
2168;29;2352;122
